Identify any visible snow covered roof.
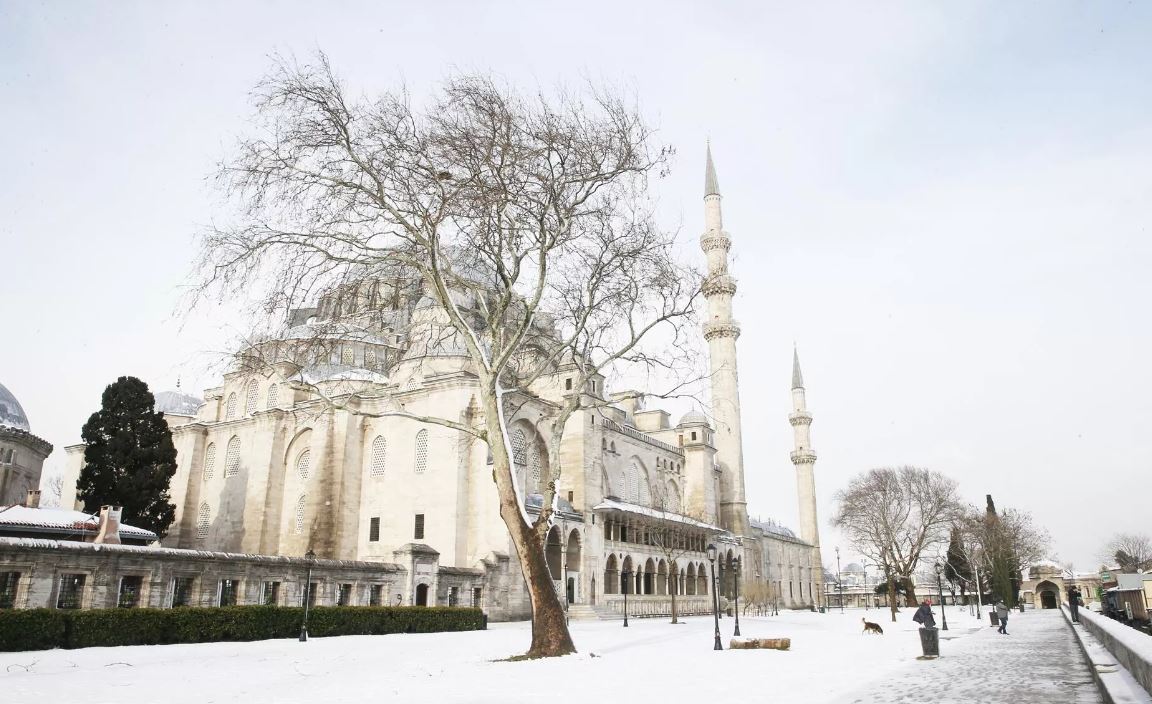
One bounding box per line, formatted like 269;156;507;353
0;505;158;542
300;365;390;385
525;494;582;521
154;390;202;416
592;498;724;532
0;382;30;432
749;518;798;539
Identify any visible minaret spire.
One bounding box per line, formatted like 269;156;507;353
700;145;748;536
789;346;824;607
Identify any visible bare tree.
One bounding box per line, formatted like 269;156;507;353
1104;533;1152;572
647;483;712;624
41;474;65;509
194;54;701;657
958;499;1048;607
831;466;960;620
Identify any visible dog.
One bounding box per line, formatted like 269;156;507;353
862;617;884;635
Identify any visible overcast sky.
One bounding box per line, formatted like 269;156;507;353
2;1;1149;571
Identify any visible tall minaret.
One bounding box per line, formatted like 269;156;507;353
701;146;749;536
789;347;824;604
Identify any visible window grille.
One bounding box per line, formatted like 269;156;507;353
369;517;380;542
626;462;640;503
224;392;237;419
528;442;542;489
369;436;386;476
219;579;238;606
0;572;19;609
341;347;355;366
202;442;216;481
414;430;428;473
369;584;383;606
365;349;377;369
245;380;259;415
118;576;143;608
266;383;279;408
511;430;527;465
414;513;425;540
172;577;194;607
296;449;311;480
337;584;352;606
295;495;306;534
263;581;280;606
225;436;240;477
196;503;211;539
57;574;85;609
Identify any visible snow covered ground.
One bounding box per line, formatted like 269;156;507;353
0;607;1095;704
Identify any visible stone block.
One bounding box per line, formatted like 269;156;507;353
730;637;790;650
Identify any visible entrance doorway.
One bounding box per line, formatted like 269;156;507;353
415;583;429;606
1040;590;1057;609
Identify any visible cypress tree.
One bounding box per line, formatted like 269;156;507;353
77;376;177;539
944;526;973;602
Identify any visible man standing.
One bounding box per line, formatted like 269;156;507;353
1069;586;1082;623
996;600;1010;634
913;599;936;628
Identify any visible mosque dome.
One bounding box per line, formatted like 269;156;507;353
0;382;31;432
678;409;707;426
154;390;203;416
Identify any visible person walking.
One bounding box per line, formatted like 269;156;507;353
996;600;1010;634
913;598;936;629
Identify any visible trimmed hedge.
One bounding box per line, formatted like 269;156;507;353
0;606;484;652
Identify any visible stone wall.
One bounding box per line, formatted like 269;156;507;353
1079;605;1152;697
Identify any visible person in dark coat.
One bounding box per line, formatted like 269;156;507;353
912;599;936;628
996;600;1010;634
1069;586;1081;623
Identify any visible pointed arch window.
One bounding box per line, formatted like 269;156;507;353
196;503;211;539
294;495;306;534
511;430;527;465
244;380;259;415
224;437;240;477
370;436;386;477
414;430;428;473
296;449;311;480
528;442;542;489
364;349;377;370
224;393;238;420
202;442;216;481
626;462;640;503
266;383;279;409
341;347;355;366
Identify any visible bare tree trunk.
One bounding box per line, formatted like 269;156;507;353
671;587;678;624
903;577;919;607
507;514;575;657
888;573;898;622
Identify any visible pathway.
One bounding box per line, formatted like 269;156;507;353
837;608;1102;704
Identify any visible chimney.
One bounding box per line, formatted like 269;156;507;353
24;489;40;509
94;505;122;545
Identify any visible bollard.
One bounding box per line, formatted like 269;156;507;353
989;611;999;627
918;626;940;658
482;613;488;630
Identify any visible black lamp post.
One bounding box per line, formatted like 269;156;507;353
733;555;742;637
621;568;631;627
862;561;870;610
835;546;844;614
299;548;316;642
707;543;722;650
934;562;949;631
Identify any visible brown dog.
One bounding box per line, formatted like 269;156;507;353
862;617;884;635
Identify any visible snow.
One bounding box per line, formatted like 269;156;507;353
0;506;157;541
1080;606;1152;670
0;607;1099;704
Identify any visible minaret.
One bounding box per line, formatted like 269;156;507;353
701;146;749;536
789;347;824;604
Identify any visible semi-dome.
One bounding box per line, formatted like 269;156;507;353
0;382;31;432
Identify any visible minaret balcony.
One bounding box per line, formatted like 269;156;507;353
703;322;741;341
788;411;812;426
790;449;817;464
702;274;737;297
700;233;731;252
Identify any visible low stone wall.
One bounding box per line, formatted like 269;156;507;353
600;595;713;618
1078;605;1152;697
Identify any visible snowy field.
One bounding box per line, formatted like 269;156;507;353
0;606;1083;704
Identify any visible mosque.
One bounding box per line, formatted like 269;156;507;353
47;149;826;618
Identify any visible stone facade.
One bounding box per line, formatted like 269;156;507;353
0;383;52;507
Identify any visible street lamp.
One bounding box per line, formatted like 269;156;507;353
835;546;844;614
733;556;742;637
299;548;316;642
861;560;870;610
707;543;722;651
621;568;631;627
934;562;949;631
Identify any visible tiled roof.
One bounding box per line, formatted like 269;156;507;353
0;505;158;541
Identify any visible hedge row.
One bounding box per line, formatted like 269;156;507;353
0;605;484;652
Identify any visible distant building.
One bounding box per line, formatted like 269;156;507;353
0;382;52;506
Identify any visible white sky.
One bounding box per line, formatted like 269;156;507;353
2;1;1149;571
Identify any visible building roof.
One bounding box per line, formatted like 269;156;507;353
0;505;158;542
0;382;30;432
592;497;724;532
678;409;708;426
154;390;203;416
749;518;799;539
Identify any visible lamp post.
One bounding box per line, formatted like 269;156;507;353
835;547;844;614
299;548;316;642
733;556;742;637
934;562;949;631
861;561;870;610
621;568;631;627
707;543;722;650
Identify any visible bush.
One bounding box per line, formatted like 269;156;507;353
0;606;484;652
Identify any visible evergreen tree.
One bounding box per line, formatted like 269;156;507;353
77;376;177;539
944;526;973;601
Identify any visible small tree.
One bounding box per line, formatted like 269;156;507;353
77;376;177;539
1105;533;1152;572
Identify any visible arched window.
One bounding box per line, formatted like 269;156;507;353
365;349;377;369
266;383;279;409
403;377;419;391
224;392;238;420
224;436;240;477
528;443;542;489
244;380;259;415
341;347;355;366
667;481;681;513
370;436;386;477
294;495;306;534
511;430;527;465
202;442;216;481
196;503;211;539
296;449;311;480
639;472;650;505
414;429;428;473
626;462;640;503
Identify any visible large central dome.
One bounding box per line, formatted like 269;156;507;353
0;382;31;432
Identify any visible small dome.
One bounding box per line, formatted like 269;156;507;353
154;390;203;416
0;382;30;432
843;562;865;574
678;409;707;426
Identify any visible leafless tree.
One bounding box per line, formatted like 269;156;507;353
193;54;702;657
831;466;960;620
957;501;1048;607
41;474;65;509
1103;533;1152;572
647;484;712;624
